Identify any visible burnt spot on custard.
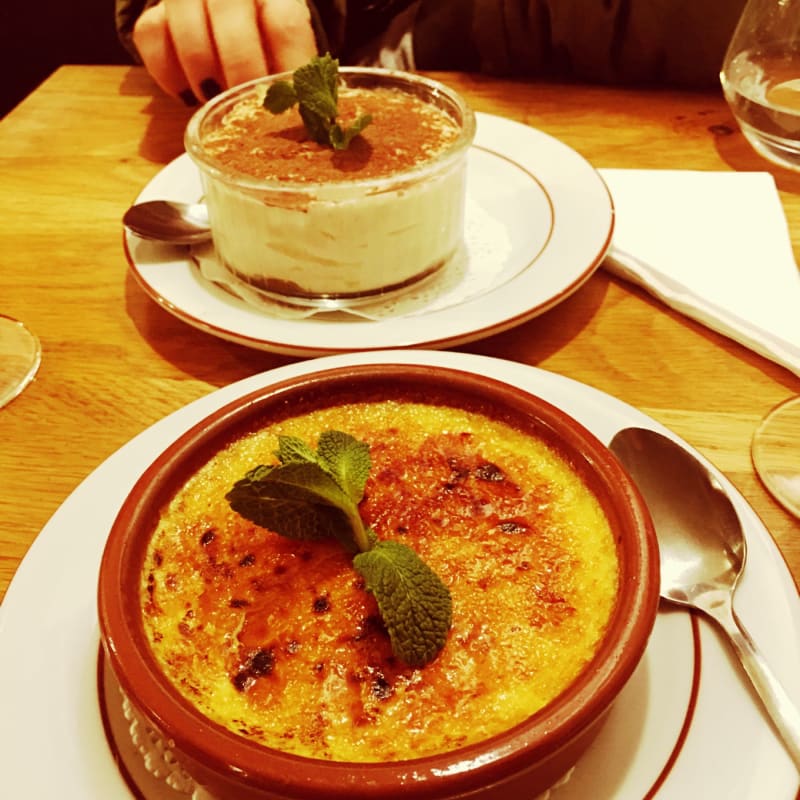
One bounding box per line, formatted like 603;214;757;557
200;529;216;546
371;672;393;701
232;671;256;692
250;648;276;676
348;665;395;702
443;458;470;489
177;608;197;637
312;595;331;613
352;614;388;642
233;647;277;692
474;462;505;482
497;518;530;534
528;583;578;628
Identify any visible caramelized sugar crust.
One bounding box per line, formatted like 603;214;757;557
142;402;619;762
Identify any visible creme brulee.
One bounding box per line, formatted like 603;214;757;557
141;401;619;763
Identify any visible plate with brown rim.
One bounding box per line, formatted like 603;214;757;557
123;113;614;356
1;350;798;798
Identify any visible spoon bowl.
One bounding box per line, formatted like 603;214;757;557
610;426;746;608
610;426;800;771
123;200;211;245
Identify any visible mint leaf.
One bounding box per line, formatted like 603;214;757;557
354;540;452;667
232;463;350;509
226;462;362;551
316;430;371;502
274;432;369;503
263;81;298;114
262;53;371;149
298;104;333;147
227;483;349;541
293;55;339;121
275;435;318;466
226;430;452;666
330;114;373;151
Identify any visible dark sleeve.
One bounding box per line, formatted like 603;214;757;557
413;0;745;89
115;0;161;61
309;1;347;57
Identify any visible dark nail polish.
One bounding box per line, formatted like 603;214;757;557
200;78;222;100
179;88;199;107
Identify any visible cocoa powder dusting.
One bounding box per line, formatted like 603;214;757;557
203;87;460;183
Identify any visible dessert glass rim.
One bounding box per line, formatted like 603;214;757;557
183;67;478;195
98;363;659;799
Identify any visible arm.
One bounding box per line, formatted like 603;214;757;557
412;0;745;89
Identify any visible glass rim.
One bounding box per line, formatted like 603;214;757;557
183;67;477;195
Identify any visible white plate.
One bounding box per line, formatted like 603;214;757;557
124;113;614;356
2;350;798;799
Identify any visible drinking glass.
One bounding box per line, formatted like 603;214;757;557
720;0;800;518
0;315;41;408
751;397;800;518
720;0;800;169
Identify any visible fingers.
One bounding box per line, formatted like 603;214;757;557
205;0;269;89
256;0;317;73
133;2;201;105
164;0;225;103
133;0;318;106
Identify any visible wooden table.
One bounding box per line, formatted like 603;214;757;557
1;65;798;605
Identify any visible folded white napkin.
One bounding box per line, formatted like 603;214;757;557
600;169;800;378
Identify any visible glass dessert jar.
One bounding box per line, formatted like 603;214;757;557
184;68;476;308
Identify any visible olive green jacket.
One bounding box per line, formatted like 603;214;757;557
115;0;745;88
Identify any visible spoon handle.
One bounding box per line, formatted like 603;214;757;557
707;599;800;771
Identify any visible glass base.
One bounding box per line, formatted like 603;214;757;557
739;123;800;172
221;254;449;311
0;315;41;408
751;396;800;518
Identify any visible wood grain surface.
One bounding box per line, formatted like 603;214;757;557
1;66;798;604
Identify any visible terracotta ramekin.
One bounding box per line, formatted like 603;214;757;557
98;363;659;800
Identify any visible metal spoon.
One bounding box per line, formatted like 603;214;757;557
122;200;211;245
609;426;800;771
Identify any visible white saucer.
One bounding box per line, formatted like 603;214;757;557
1;351;798;798
124;113;614;356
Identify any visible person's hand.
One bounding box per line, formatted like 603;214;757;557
133;0;318;106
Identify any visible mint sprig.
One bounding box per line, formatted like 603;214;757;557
354;541;452;667
263;54;372;150
226;431;452;667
